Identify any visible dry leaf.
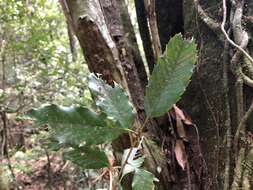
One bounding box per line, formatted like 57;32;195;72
174;140;187;170
173;105;186;120
173;104;192;125
173;105;188;141
176;116;187;141
182;110;193;125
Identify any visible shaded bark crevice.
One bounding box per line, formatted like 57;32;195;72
134;0;156;72
156;0;184;50
118;0;148;88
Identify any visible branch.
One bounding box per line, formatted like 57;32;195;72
243;15;253;25
223;0;253;89
144;0;162;60
194;0;220;32
58;0;77;34
229;33;251;85
234;101;253;153
231;148;246;190
240;71;253;88
109;170;113;190
221;0;253;64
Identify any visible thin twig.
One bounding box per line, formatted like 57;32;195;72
91;170;108;184
119;117;149;181
45;149;53;190
118;146;134;183
139;117;149;134
119;136;144;180
109;170;113;190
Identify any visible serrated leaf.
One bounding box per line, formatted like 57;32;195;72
132;169;158;190
27;104;124;146
144;34;197;117
121;148;145;178
88;74;135;129
63;147;108;169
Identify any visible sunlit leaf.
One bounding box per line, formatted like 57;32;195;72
88;74;135;129
144;34;197;117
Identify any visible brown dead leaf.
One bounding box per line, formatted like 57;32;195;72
182;110;193;125
174;139;187;170
173;105;193;125
176;116;187;141
173;105;188;141
173;105;186;120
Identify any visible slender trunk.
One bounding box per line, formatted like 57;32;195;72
67;21;77;62
118;0;148;88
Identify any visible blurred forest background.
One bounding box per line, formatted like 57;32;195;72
0;0;110;189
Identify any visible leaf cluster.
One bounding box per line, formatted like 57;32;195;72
28;34;197;189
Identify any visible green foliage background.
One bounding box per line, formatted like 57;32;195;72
0;0;90;113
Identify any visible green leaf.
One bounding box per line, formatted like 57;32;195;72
144;34;197;117
27;104;124;146
63;147;108;169
132;169;158;190
46;139;62;151
121;148;145;178
88;74;135;129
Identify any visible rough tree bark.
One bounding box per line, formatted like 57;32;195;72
59;0;170;190
59;0;253;189
180;0;253;189
134;0;156;71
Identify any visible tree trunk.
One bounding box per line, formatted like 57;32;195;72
59;1;170;189
134;0;156;71
60;0;253;189
180;0;253;189
136;0;253;189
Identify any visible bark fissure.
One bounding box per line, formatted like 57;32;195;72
134;0;156;72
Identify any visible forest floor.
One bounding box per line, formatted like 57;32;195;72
2;155;75;190
0;122;81;190
1;116;110;190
